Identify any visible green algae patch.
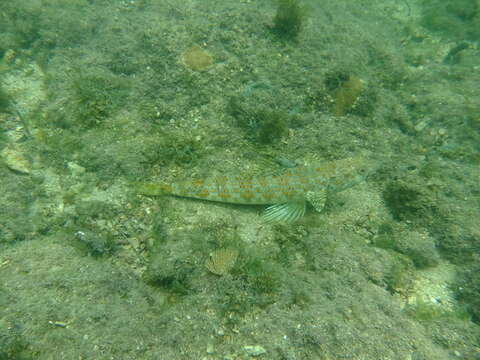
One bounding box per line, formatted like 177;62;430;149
272;0;307;40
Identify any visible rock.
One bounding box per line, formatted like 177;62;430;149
244;345;266;356
1;145;31;174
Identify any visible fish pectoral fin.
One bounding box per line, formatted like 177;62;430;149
306;190;327;213
263;200;306;223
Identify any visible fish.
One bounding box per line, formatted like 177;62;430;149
137;156;368;223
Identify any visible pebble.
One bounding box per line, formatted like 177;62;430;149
244;345;266;356
1;145;31;174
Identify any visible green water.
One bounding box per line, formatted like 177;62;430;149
0;0;479;359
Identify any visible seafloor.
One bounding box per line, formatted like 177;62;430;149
0;0;479;359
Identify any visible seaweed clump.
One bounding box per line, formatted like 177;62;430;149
456;263;480;324
331;76;364;117
0;83;13;113
52;69;130;130
421;0;480;41
382;174;438;227
0;319;28;360
272;0;306;40
228;97;288;144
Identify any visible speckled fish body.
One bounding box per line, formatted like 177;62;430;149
161;167;327;205
138;157;366;223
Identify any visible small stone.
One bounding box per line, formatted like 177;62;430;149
244;345;266;356
2;49;16;64
206;343;214;354
67;161;86;176
414;119;429;132
1;145;31;174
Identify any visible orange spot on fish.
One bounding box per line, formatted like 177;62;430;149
258;180;268;187
218;192;231;200
239;182;252;189
240;191;255;201
192;179;205;187
196;189;210;198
